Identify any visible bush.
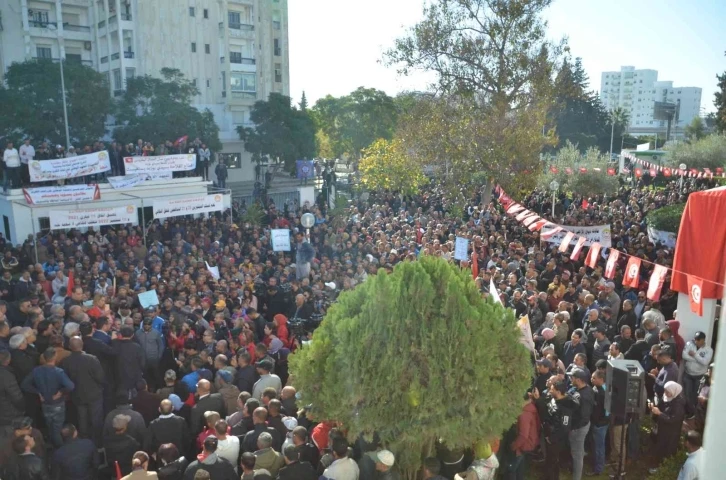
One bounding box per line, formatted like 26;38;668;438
646;204;685;233
648;448;687;479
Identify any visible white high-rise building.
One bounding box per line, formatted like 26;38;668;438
600;66;701;137
0;0;290;183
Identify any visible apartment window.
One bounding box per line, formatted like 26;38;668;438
191;42;197;53
65;53;82;64
36;46;52;59
230;52;242;64
274;63;282;83
30;10;50;25
274;39;281;56
206;78;210;88
231;72;256;92
189;7;195;17
228;11;240;29
204;9;209;19
221;71;226;97
205;44;210;54
272;11;281;30
112;69;122;90
125;68;135;80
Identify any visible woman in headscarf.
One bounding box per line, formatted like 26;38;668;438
649;381;685;472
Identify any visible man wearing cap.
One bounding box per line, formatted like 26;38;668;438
374;449;400;480
252;358;282;400
566;368;593;480
682;331;713;418
104;413;141;477
217;369;241;416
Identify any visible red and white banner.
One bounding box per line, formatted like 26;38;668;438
29;151;111;182
570;236;587;260
623;257;642;288
585;242;601;268
604;250;620;279
559;232;575;252
542;224;612;248
687;275;704;316
23;184;100;205
647;265;668;301
49;205;137;229
123;154;196;174
153;194;225;219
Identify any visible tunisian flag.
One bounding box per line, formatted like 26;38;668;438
687;275;704;315
622;257;642;288
66;270;74;297
647;265;668;301
585;242;601;269
604;250;620;279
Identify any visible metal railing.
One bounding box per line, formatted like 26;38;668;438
124;51;135;59
29;20;57;28
228;22;254;30
121;13;132;21
241;58;255;65
234;190;299;209
98;20;106;28
63;23;91;32
111;52;120;60
231;91;256;99
108;15;117;24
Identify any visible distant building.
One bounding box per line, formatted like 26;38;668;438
599;66;701;138
0;0;290;183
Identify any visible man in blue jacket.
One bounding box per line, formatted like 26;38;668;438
52;424;98;480
21;347;75;447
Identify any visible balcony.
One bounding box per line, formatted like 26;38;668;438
100;56;108;63
108;15;117;25
121;13;132;21
231;91;256;99
29;20;57;28
63;23;91;33
228;22;254;30
111;52;120;60
98;20;105;28
124;51;135;59
230;54;255;65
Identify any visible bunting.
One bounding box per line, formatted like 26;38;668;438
647;265;668;301
623;256;642;288
604;250;620;279
687;275;704;316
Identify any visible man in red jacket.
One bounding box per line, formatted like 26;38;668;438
507;397;541;480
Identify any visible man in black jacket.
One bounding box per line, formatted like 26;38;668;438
566;368;593;480
589;371;609;476
534;380;576;480
111;326;145;399
624;328;650;366
190;379;226;436
617;300;637;332
103;414;140;478
80;320;117;413
278;445;317;480
144;399;191;458
61;337;105;444
0;350;24;426
242;407;281;453
292;426;320;468
235;350;258;393
183;436;237;480
51;424;98;480
5;434;47;480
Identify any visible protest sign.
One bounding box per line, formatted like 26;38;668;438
138;290;160;309
123;154;196;174
542;224;612;248
29;151;111;182
23;184;100;205
271;229;291;251
205;262;220;280
296;160;314;179
454;236;470;261
49;205;136;229
647;226;677;249
153;194;224;219
107;172;173;189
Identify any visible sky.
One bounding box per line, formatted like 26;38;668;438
288;0;725;113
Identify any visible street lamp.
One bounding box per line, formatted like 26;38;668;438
679;163;687;191
301;212;315;240
549;180;559;218
46;24;71;151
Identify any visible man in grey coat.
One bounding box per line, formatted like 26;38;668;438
135;318;164;390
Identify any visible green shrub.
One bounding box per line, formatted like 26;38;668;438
646;203;685;233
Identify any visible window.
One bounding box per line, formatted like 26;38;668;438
113;69;122;89
205;44;210;54
275;63;282;83
274;38;281;56
30;10;50;25
189;7;195;17
272;11;281;29
218;153;242;169
206;78;210;88
36;46;52;59
228;11;240;28
230;52;242;64
65;53;82;64
221;71;226;97
204;9;209;19
231;72;256;92
191;42;196;53
126;68;135;80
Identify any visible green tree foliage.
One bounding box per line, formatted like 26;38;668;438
358;139;428;196
289;256;531;478
115;68;221;150
684;116;706;142
299;91;308;111
311;87;398;159
664;134;726;170
540;141;619;195
646;203;685;234
0;59;112;146
238;93;316;170
385;0;562;201
549;57;610;151
715;52;726;133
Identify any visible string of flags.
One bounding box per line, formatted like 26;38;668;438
622;153;725;179
493;185;722;316
548;165;618;176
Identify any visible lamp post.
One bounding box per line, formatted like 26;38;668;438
301;212;315;240
46;24;71;151
549;180;559;218
679;163;687;191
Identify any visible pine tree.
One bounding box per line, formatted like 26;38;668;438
289;256;532;479
300;91;308;111
715;53;726;133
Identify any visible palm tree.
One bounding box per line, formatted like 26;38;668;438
609;107;630;158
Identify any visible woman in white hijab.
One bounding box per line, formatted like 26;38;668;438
649;381;686;473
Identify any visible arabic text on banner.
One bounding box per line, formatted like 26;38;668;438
454;236;470;261
123;154;196;174
107;172;173;189
647;226;677;249
49;205;137;230
271;229;291;251
29;151;111;182
23;184;100;205
153;194;224;219
542;224;612;248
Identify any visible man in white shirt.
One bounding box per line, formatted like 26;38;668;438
3;141;21;191
683;331;714;417
214;419;240;472
323;437;359;480
641;302;666;331
19;139;34;185
677;430;703;480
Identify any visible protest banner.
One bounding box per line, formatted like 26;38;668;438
542;224;612;248
123;154;196;174
29;151;111;182
296;160;314;179
107;172;173;189
49;205;137;229
205;262;220;280
23;184;100;205
153;194;224;219
647;226;677;249
138;290;160;309
271;229;291;251
454;236;470;261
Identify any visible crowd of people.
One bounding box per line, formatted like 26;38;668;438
2;136;216;191
0;167;718;480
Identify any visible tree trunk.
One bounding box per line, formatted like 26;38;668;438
481;177;494;206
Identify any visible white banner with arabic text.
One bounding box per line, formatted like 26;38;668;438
542;224;612;248
23;184;100;205
123;154;196;174
50;205;137;229
153;194;224;219
107;172;173;189
647;226;677;249
29;151;111;182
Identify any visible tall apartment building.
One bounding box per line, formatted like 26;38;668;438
0;0;290;183
599;66;702;138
